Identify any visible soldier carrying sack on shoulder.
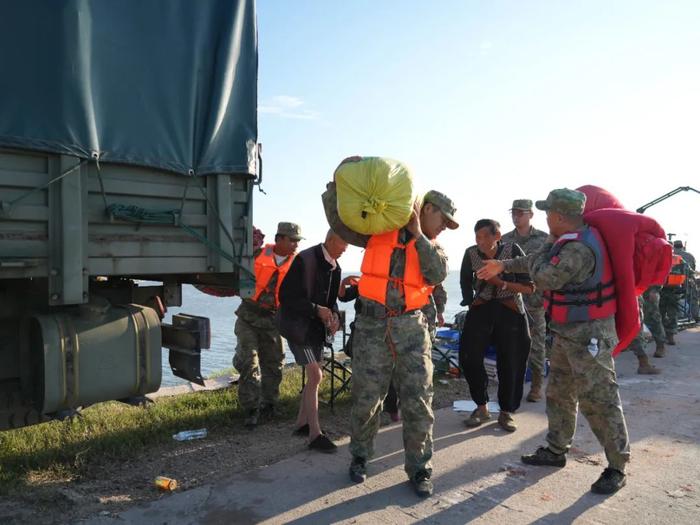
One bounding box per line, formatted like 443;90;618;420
348;190;458;498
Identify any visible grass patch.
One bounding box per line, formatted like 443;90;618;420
0;367;350;494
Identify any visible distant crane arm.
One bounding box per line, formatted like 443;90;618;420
636;186;700;214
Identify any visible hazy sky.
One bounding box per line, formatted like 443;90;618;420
254;1;700;271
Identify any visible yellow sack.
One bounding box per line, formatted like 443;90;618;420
334;157;415;235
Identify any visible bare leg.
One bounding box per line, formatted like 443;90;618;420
295;392;307;428
303;362;323;439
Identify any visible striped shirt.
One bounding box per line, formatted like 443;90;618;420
460;242;531;312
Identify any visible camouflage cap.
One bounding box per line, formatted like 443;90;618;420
276;222;303;241
535;188;586;216
423;190;459;229
510;199;533;211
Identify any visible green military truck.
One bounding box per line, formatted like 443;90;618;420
0;0;259;430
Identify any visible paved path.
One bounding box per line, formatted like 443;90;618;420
91;327;700;524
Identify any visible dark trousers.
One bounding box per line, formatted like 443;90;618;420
459;301;531;413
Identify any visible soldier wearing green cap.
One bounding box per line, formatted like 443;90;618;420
348;189;457;498
476;188;630;496
502;199;549;402
233;221;302;428
624;296;661;374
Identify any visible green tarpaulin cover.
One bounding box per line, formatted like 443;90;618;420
0;0;258;176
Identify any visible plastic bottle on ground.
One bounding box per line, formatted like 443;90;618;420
172;428;208;441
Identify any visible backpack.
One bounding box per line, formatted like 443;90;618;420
577;185;672;354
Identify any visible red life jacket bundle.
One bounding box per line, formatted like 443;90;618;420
576;185;673;355
544;227;617;324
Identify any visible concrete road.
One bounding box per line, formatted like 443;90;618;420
90;327;700;524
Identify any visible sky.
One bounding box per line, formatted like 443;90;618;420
253;0;700;271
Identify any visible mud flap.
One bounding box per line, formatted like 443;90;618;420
163;314;210;386
168;348;205;386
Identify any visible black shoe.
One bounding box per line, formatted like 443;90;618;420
349;457;367;483
244;409;259;429
591;468;626;494
521;447;566;468
292;423;310;436
411;470;433;498
308;433;338;453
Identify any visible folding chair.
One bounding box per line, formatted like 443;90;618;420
433;328;462;377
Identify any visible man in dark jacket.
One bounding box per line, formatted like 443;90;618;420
279;230;348;452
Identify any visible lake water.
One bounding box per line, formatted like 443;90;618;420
161;271;464;386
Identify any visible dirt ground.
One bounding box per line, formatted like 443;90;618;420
0;375;473;524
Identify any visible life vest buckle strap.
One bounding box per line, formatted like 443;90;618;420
548;292;616;307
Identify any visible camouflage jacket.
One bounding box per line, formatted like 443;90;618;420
501;226;549;255
361;228;448;315
506;227;617;343
432;283;447;315
502;226;548;308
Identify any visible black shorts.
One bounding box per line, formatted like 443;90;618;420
289;343;323;366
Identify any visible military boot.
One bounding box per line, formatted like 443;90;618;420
259;403;279;421
653;341;666;357
666;333;676;346
411;470;433;498
526;372;543;402
637;355;661;374
244;408;259;429
349;456;367;483
521;447;566;468
591;468;626;495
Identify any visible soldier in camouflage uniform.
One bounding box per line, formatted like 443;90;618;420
674;240;696;271
674;240;699;321
384;284;447;421
424;283;447;341
660;280;682;345
642;285;667;357
478;189;630;495
233;222;302;428
501;199;549;402
625;296;661;374
339;281;446;421
348;190;456;498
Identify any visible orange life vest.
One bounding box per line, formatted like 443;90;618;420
251;244;295;308
665;254;687;287
358;230;434;312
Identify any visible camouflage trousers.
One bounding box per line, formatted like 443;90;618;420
659;288;680;335
525;303;547;376
350;310;434;479
422;301;438;342
642;287;666;344
546;334;631;472
688;279;699;320
627;331;647;358
628;297;648;359
232;316;284;412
